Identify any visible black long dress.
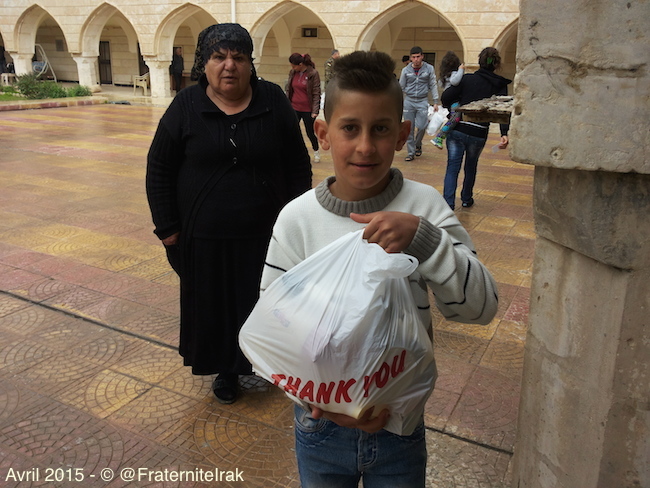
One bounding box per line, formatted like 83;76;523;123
146;74;312;375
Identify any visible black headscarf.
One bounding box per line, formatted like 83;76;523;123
190;23;256;81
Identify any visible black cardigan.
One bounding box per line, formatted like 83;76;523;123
146;75;312;240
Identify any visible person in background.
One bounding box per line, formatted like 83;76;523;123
324;49;340;88
261;50;498;488
441;46;511;210
170;46;184;94
401;55;410;68
286;53;322;163
146;24;312;404
431;51;465;149
0;45;7;74
399;46;439;161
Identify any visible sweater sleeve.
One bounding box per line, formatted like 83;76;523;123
146;104;185;240
418;204;498;325
449;68;464;86
428;65;440;105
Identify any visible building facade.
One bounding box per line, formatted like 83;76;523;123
0;0;519;97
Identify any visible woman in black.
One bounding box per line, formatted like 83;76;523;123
441;47;511;210
146;24;312;403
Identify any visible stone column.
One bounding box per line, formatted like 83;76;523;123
145;58;172;98
72;55;99;91
10;53;34;76
509;1;649;488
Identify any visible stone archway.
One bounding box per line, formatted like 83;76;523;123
357;0;465;78
77;4;141;89
493;18;518;86
251;1;335;87
12;5;68;77
151;4;216;97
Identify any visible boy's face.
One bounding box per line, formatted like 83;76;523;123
314;90;410;202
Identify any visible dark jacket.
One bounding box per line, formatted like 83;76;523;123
170;53;184;74
441;68;511;138
146;75;312;241
286;66;321;115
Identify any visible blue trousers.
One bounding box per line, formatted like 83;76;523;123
443;129;487;209
294;405;427;488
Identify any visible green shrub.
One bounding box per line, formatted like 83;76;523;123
15;73;41;98
15;74;92;99
66;84;92;97
36;81;67;99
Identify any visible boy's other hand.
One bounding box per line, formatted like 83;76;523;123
310;405;390;433
350;212;419;253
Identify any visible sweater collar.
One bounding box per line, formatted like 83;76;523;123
315;168;404;217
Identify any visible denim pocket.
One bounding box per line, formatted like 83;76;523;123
294;405;329;434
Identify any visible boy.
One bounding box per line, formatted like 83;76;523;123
261;51;498;488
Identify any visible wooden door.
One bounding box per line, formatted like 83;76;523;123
98;41;112;84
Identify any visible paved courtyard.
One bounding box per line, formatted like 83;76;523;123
0;96;533;487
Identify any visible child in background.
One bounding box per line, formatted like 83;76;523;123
432;51;465;149
260;50;498;488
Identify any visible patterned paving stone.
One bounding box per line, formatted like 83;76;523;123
445;367;520;451
58;370;152;419
479;339;525;379
109;387;204;441
42;287;109;316
108;342;182;384
0;294;31;318
111;306;179;344
10;277;78;302
433;329;489;364
425;429;511;488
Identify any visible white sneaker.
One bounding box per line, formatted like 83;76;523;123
313;150;320;163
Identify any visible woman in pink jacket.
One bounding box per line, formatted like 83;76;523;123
286;53;322;163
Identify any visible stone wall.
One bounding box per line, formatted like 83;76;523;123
509;0;649;486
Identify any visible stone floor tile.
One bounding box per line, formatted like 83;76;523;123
425;429;511;488
108;342;182;384
433;329;489;364
446;367;521;451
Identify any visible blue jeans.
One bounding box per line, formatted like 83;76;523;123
443;129;487;209
294;405;427;488
403;98;429;157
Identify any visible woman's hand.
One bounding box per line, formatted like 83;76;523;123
310;405;390;434
162;232;180;246
350;212;419;254
311;113;318;119
498;135;509;149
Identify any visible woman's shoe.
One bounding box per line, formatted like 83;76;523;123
404;155;415;161
213;373;238;404
462;198;475;208
415;148;423;157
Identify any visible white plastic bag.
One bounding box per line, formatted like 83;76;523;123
426;106;449;135
239;230;436;435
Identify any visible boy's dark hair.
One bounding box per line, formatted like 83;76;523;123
439;51;461;85
478;47;501;71
323;51;403;122
409;46;423;55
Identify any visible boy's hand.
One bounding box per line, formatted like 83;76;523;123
310;405;390;434
350;212;419;253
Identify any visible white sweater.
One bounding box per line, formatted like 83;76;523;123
261;169;498;329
